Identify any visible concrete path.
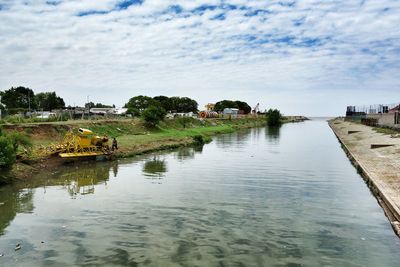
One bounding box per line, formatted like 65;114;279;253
329;118;400;235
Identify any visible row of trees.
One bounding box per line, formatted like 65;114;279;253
125;95;198;116
0;86;65;114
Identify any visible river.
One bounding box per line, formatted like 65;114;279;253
1;120;400;266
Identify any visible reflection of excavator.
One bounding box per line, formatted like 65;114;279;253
45;128;112;158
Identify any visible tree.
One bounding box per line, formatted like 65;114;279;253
35;92;65;111
266;109;282;126
141;106;167;126
153;96;172;112
169;96;198;113
214;100;251;114
0;86;36;113
235;101;251;114
125;95;159;115
0;136;16;169
94;103;112;108
85;102;95;109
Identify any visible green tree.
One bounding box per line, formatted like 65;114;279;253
94;103;112;108
169;97;198;113
214;100;238;112
0;86;36;113
35;92;65;111
141;106;167;126
235;101;251;114
214;100;251;114
153;96;172;112
125;95;159;115
266;109;282;126
85;102;95;109
0;136;16;169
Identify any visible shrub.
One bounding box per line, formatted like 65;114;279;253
0;136;16;169
6;131;32;153
266;109;282;126
141;106;167;126
177;116;194;128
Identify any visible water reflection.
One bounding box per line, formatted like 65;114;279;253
266;125;281;142
174;146;203;162
214;129;252;148
0;187;34;235
142;157;167;178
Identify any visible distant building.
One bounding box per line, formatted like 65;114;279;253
223;108;239;118
346;103;400;127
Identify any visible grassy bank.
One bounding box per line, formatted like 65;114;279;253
1;117;266;183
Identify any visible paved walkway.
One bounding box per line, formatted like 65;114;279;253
329;118;400;234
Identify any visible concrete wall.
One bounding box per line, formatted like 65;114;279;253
367;113;398;127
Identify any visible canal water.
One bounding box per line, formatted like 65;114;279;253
1;120;400;266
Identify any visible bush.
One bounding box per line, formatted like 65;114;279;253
141;106;167;126
6;132;32;153
266;109;282;126
177;116;194;128
0;136;16;169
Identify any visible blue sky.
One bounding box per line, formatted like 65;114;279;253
0;0;399;116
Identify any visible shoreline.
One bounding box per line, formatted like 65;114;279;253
2;117;275;184
329;118;400;236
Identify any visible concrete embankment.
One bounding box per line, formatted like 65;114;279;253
329;118;400;235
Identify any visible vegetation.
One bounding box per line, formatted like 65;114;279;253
0;86;36;113
125;95;159;115
214;100;251;114
6;131;33;154
85;102;114;109
176;116;194;128
373;126;400;136
0;136;15;169
125;95;198;116
35;92;65;110
0;86;65;115
141;106;167;126
266;109;282;126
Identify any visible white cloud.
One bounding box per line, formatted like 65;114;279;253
0;0;399;116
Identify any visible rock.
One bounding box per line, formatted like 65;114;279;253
0;253;4;257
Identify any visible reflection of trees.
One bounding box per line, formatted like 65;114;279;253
266;125;281;141
214;129;252;148
175;147;195;161
142;157;167;178
174;146;203;162
0;187;34;236
0;161;119;236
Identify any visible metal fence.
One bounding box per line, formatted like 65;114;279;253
346;103;400;115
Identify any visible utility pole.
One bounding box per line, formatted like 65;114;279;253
87;95;90;120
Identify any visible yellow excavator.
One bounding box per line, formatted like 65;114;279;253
45;128;112;158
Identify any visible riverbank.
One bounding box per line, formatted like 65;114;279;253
1;117;274;184
329;118;400;235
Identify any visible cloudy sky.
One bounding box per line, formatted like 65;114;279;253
0;0;399;116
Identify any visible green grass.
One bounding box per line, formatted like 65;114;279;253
373;127;400;135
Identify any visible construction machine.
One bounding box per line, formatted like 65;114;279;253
44;128;112;158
